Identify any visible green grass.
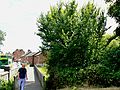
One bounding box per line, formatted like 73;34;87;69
38;66;49;80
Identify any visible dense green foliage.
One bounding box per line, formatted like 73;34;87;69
0;79;14;90
37;0;120;89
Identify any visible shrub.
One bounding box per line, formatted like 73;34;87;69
0;79;14;90
84;64;112;87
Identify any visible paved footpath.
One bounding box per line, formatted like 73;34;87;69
24;67;42;90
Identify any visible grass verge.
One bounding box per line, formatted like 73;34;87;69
38;66;49;81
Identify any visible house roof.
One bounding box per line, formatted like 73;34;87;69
21;51;31;57
34;51;42;56
21;51;42;57
25;52;36;57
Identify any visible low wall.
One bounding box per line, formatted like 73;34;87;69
0;68;18;90
34;65;45;90
11;68;19;90
10;68;18;78
0;68;18;81
0;71;9;80
14;75;18;90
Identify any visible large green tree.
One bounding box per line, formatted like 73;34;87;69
37;0;107;89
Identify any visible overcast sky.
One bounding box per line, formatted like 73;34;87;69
0;0;117;53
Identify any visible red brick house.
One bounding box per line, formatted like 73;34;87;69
20;50;32;63
21;51;46;65
12;49;46;65
12;49;25;62
34;51;46;65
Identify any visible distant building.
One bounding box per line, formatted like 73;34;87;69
21;51;46;65
21;51;35;63
12;49;46;65
12;49;25;62
34;51;46;65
